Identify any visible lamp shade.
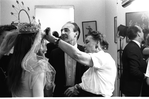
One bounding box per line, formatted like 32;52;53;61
118;24;128;38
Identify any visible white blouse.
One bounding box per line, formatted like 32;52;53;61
79;50;117;97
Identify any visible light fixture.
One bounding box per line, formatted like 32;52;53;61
118;24;128;38
121;0;135;8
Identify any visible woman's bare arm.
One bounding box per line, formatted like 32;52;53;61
32;72;44;97
46;34;93;67
58;39;93;67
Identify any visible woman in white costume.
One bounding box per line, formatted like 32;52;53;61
5;23;55;97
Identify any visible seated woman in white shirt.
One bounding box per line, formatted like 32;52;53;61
45;29;117;97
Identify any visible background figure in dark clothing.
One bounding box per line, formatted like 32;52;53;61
45;28;59;59
120;25;147;96
141;28;149;97
0;25;17;97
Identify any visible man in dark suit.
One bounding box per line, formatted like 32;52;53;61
120;25;147;96
49;22;88;97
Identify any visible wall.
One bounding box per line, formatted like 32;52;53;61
0;0;118;96
0;0;105;46
105;0;118;96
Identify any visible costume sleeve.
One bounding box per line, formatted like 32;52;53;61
89;51;107;69
32;72;45;97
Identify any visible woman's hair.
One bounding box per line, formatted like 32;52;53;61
85;31;109;50
7;33;36;93
0;25;17;36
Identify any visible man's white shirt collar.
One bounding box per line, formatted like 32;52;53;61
132;40;141;48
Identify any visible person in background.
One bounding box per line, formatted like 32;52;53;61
120;25;147;96
141;28;149;96
45;27;59;60
142;28;149;53
6;23;56;97
48;21;88;97
46;29;117;97
0;24;17;97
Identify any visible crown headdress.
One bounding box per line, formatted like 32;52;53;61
11;0;40;34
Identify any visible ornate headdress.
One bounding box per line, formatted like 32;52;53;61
10;0;41;34
0;0;42;55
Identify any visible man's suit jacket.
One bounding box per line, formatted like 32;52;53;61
45;42;57;59
0;54;12;97
49;44;88;97
120;41;147;96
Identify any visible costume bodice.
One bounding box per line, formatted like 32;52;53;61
12;55;56;97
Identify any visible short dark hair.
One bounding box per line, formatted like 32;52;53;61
67;21;80;40
126;25;141;40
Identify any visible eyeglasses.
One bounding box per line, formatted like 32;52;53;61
61;28;70;33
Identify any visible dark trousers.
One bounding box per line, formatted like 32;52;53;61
78;88;103;97
141;80;149;97
53;86;72;97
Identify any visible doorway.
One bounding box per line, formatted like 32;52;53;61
35;5;74;36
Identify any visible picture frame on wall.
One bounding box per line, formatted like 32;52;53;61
82;21;97;42
126;11;149;43
114;16;117;43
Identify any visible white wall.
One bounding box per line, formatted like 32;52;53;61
105;0;118;96
35;6;74;35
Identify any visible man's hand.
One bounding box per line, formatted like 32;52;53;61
146;77;149;85
44;27;50;35
64;86;79;97
44;27;57;44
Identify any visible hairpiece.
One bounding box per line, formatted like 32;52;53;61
11;0;40;34
19;23;40;34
